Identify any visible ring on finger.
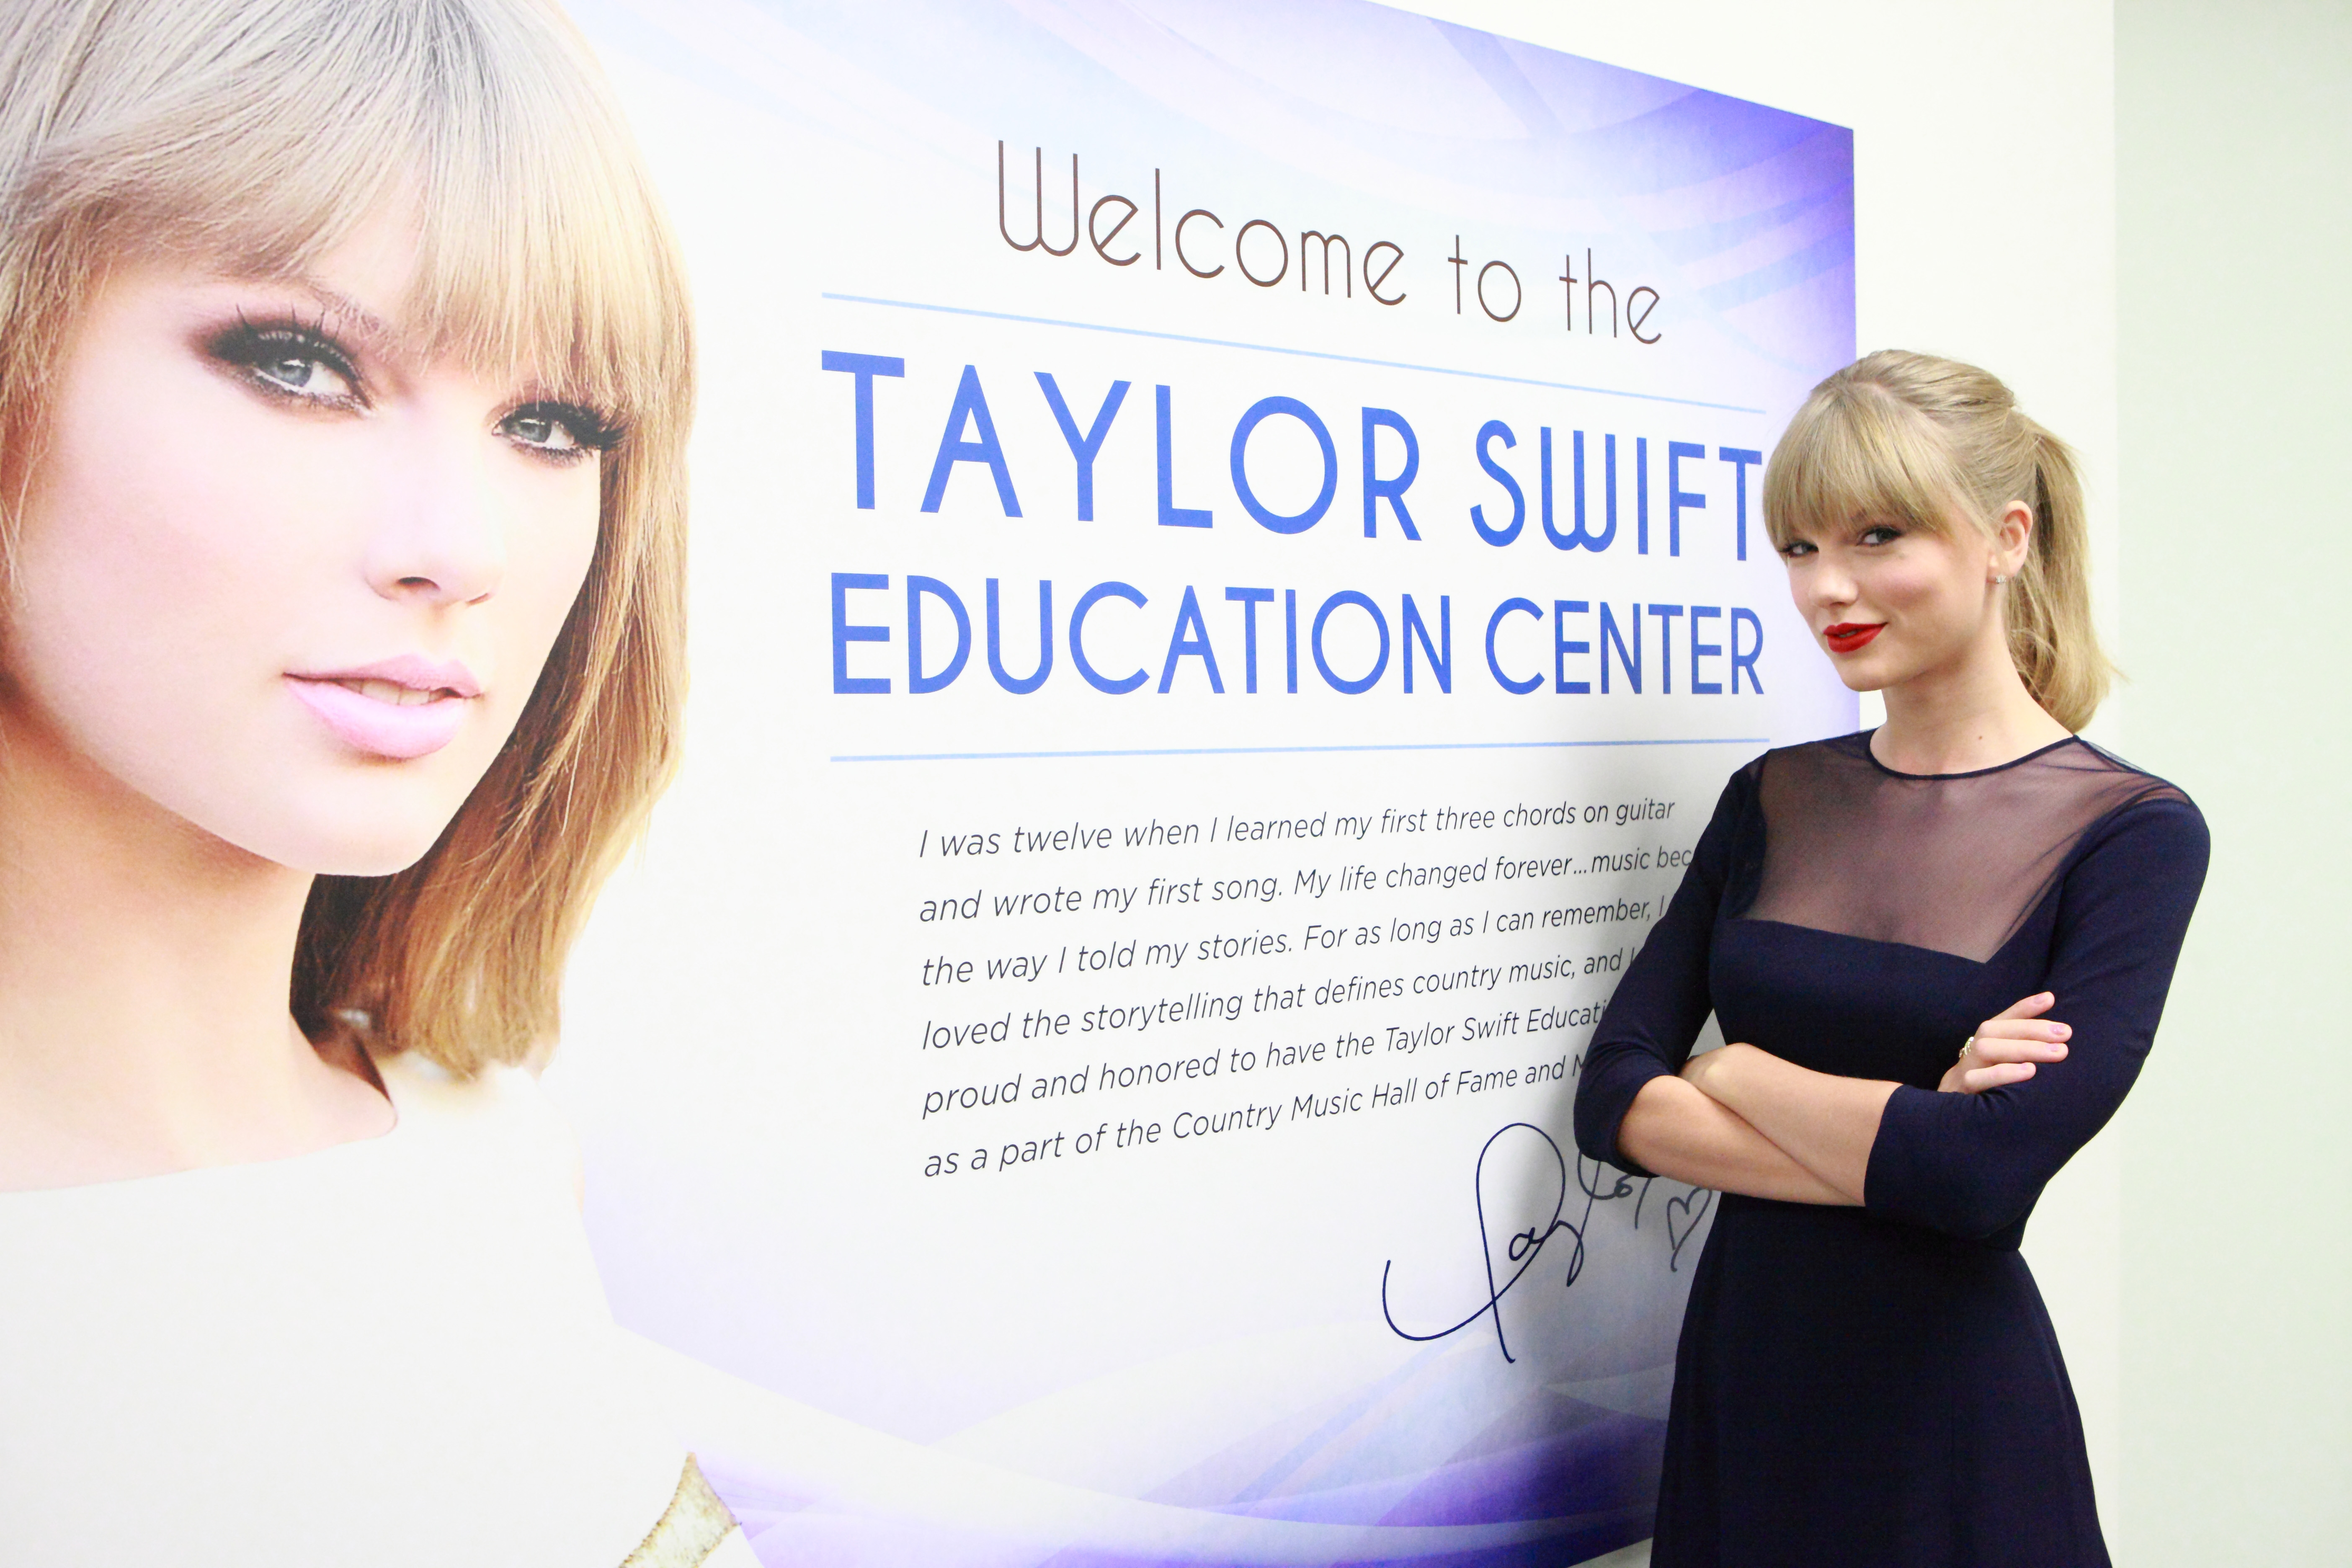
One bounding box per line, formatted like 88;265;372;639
1957;1036;1977;1062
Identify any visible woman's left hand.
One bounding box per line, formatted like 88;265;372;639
1939;992;2071;1094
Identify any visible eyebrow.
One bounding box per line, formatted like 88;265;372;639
214;268;566;399
293;279;398;351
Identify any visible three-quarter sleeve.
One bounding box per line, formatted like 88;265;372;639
1864;797;2210;1241
1572;767;1752;1175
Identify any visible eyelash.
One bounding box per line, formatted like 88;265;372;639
205;315;623;463
209;315;363;408
507;400;624;462
1780;525;1903;560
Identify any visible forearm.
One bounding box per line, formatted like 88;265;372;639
1616;1074;1856;1205
1681;1045;1897;1204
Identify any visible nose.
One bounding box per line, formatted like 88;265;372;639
1801;555;1857;615
364;409;506;608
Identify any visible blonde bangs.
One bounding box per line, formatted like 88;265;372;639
1763;378;1970;552
401;6;690;432
3;0;687;436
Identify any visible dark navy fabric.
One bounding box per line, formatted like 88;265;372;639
1573;732;2209;1567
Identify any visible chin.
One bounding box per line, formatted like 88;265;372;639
305;831;460;881
185;763;487;880
224;725;511;877
220;807;464;879
1823;642;1914;695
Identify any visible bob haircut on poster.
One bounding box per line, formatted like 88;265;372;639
0;0;694;1074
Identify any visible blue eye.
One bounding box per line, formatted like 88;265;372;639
1859;525;1903;546
499;401;620;464
210;318;362;405
258;354;321;391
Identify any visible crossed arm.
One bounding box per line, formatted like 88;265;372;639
1578;778;2206;1221
1616;993;2071;1206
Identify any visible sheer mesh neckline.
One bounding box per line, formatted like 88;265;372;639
1857;732;2088;782
1736;732;2186;963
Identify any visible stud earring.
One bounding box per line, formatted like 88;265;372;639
1991;573;2008;586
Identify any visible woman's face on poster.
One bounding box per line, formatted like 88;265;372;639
2;205;606;876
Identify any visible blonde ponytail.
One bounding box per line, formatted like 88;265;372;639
2009;423;2107;730
1762;349;2114;731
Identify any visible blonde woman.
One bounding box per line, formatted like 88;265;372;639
1574;352;2207;1566
0;1;755;1562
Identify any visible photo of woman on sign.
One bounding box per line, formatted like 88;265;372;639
0;0;753;1561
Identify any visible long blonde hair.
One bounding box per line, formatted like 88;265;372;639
1762;350;2110;731
0;0;694;1073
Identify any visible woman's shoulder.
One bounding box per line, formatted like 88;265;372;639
2054;740;2210;872
2064;738;2203;816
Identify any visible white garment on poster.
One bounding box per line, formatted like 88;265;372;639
0;1055;757;1567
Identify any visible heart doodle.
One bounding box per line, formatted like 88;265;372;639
1665;1186;1715;1269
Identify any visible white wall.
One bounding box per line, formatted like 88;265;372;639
1382;8;2352;1561
2115;3;2352;1561
1404;0;2128;1532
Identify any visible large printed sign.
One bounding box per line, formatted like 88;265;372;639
554;2;1854;1561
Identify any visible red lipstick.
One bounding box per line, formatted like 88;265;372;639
1822;622;1885;655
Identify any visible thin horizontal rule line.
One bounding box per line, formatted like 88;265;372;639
830;737;1770;763
819;292;1765;415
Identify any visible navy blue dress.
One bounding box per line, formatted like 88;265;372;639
1573;732;2208;1567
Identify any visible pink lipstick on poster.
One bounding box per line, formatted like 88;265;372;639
1822;622;1885;655
286;656;480;760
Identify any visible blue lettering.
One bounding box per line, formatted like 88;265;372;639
1691;605;1725;694
907;576;972;693
1311;590;1388;694
1036;374;1129;521
1360;407;1421;539
921;365;1022;516
1155;385;1213;528
1553;600;1592;694
1158;585;1225;694
1230;396;1337;535
830;571;891;694
1069;581;1149;694
986;578;1053;694
1667;440;1706;557
1471;420;1525;546
1225;587;1274;694
819;351;904;510
1486;598;1542;695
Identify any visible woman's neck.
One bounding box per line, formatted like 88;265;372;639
1872;625;2070;776
0;717;392;1191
